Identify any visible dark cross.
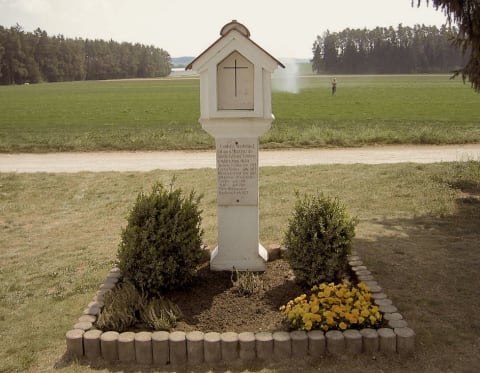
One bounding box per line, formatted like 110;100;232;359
223;59;248;96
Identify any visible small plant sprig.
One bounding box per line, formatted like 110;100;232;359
231;267;264;296
280;282;382;332
96;282;182;332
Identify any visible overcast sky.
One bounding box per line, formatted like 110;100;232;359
0;0;448;59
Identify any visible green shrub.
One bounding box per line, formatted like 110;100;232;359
117;181;204;296
283;192;356;287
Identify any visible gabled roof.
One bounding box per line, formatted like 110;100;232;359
186;20;284;71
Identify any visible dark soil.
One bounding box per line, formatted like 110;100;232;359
165;259;305;333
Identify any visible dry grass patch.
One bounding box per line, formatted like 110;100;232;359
0;161;479;372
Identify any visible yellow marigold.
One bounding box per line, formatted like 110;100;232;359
339;322;348;330
361;308;370;317
326;316;335;326
358;282;369;291
369;315;377;325
304;320;313;331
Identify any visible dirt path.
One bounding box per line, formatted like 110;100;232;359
1;144;479;173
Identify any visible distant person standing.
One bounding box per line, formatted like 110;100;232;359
331;78;337;96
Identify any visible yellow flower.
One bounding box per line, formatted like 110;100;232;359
339;322;347;330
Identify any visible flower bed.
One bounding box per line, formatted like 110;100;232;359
65;249;415;366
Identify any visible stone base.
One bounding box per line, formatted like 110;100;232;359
210;244;268;271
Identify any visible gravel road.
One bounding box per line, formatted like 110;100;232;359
1;144;479;173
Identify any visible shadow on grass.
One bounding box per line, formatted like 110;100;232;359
354;188;480;371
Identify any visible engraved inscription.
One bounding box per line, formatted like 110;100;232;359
216;138;258;205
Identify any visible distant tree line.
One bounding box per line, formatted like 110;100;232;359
0;24;172;85
312;24;468;74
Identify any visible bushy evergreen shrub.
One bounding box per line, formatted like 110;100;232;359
283;192;356;287
117;181;204;296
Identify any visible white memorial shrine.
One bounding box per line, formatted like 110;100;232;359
187;20;284;271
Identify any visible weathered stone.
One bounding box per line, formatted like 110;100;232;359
395;327;415;355
379;304;398;313
273;331;291;359
347;255;361;261
363;280;379;288
357;275;374;281
267;244;282;261
152;331;170;365
83;329;102;359
383;312;403;321
99;282;115;291
374;298;393;306
290;330;308;357
87;300;104;309
307;330;325;357
351;265;367;271
221;332;239;361
65;329;84;357
169;331;186;365
101;331;119;362
73;321;92;331
360;328;379;354
109;267;121;275
255;332;273;360
104;276;119;285
349;260;363;267
78;314;96;323
204;332;221;363
135;331;152;365
377;328;396;353
239;332;256;361
355;270;371;277
371;292;388;300
83;305;100;316
326;330;345;355
388;319;408;329
343;329;362;354
368;285;383;293
187;331;204;364
118;332;136;362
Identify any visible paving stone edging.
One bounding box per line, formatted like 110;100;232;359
65;249;415;365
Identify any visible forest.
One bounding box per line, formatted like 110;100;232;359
311;24;468;74
0;24;171;85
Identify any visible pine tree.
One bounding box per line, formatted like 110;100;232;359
415;0;480;91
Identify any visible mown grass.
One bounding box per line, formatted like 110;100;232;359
1;161;479;372
0;74;478;152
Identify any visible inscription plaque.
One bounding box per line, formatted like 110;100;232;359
216;138;258;205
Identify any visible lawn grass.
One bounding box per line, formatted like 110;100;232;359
1;161;479;372
0;74;479;152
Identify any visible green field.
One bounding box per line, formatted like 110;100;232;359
0;74;478;152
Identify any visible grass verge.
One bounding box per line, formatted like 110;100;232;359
0;161;479;372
